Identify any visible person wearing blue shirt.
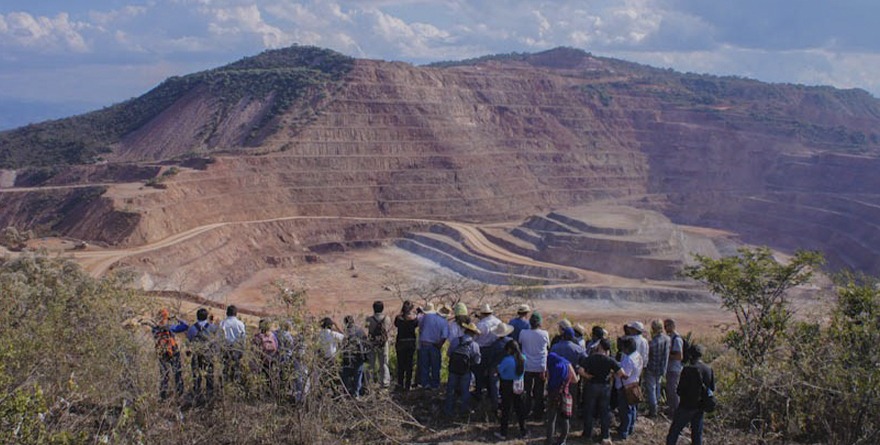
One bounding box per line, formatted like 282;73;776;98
417;303;449;389
495;340;528;440
509;304;531;340
444;322;482;417
186;308;219;400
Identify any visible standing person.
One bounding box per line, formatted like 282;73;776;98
473;304;502;401
646;319;671;417
252;319;279;389
615;336;644;440
186;308;218;401
274;320;300;398
577;338;624;444
417;303;448;390
665;318;685;416
495;339;528;440
444;321;482;417
318;317;344;360
550;319;573;347
483;322;515;415
666;345;715;445
366;301;392;389
447;302;470;354
394;300;419;391
550;327;586;369
545;352;578;445
550;327;586;413
519;312;550;419
573;324;588;349
219;305;246;385
585;326;607;355
152;308;188;400
509;304;531;340
624;321;649;370
341;315;369;398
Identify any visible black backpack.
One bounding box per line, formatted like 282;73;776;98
448;337;473;376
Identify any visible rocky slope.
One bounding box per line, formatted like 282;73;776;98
2;46;880;279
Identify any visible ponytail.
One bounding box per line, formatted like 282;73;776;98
507;340;525;376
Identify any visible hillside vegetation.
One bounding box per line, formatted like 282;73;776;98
1;251;877;444
0;46;353;169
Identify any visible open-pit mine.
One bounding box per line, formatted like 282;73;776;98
2;46;878;327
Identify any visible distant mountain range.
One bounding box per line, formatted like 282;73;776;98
2;45;880;277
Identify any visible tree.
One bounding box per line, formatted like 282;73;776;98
683;247;824;367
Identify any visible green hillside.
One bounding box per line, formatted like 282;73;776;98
0;46;354;169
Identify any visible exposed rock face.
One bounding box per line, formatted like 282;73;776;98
2;46;880;278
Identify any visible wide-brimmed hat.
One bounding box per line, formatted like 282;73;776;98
573;323;586;336
558;318;572;330
438;304;453;317
462;322;481;335
453;302;468;317
626;321;645;333
516;304;531;314
479;303;493;314
423;302;436;314
490;322;514;337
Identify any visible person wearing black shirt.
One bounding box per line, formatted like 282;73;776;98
394;300;420;391
666;344;715;445
577;338;625;443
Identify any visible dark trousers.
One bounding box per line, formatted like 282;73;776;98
191;352;215;398
499;380;526;437
396;345;415;390
473;347;490;400
342;362;365;397
582;383;612;439
223;349;243;385
159;353;183;399
666;407;704;445
524;371;546;418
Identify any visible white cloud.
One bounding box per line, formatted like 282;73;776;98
0;12;90;52
209;5;292;48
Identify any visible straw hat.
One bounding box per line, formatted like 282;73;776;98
490;322;514;337
423;302;436;314
438;304;453;317
626;321;645;334
462;322;481;335
479;303;493;315
516;304;531;314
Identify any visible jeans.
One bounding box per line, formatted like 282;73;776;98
499;380;526;437
617;387;637;438
666;371;681;415
342;362;365;397
644;370;663;414
419;344;442;389
444;372;473;416
396;345;415;390
369;342;390;388
191;352;215;398
666;407;704;445
524;371;546;418
582;383;612;439
159;353;183;400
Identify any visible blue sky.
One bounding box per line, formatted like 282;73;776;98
1;0;879;129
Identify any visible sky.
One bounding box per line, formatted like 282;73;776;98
1;0;879;129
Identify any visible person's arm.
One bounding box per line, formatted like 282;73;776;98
170;319;189;333
471;343;482;365
568;364;579;383
577;367;594;380
670;336;683;361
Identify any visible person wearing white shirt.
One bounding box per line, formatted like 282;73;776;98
615;337;643;440
219;305;246;384
518;312;550;418
473;304;502;401
318;317;345;359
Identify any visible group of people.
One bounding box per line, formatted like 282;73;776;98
149;301;715;445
